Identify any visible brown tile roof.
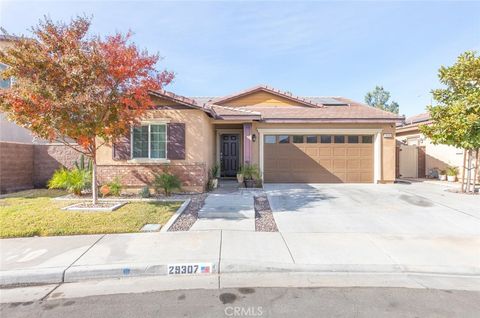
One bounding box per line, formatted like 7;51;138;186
211;85;324;108
403;112;430;125
152;87;404;123
210;97;402;122
149;90;213;114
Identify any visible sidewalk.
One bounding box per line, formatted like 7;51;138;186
1;230;479;287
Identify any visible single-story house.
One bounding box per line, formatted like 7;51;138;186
396;113;465;178
96;85;403;192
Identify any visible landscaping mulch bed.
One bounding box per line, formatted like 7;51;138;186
254;194;278;232
168;194;207;231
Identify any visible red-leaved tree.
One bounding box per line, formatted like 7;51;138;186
0;16;174;203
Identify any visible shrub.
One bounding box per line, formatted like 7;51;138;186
48;168;91;195
446;166;459;176
153;172;181;196
139;186;151;198
242;164;261;180
108;177;122;196
74;154;92;172
209;163;220;179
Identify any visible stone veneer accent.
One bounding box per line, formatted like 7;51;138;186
96;163;207;193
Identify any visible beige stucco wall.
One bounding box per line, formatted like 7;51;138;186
97;108;213;166
396;130;464;175
218;91;303;107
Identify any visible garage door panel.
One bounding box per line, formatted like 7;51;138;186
360;148;372;156
346;173;361;182
333;159;346;170
360;159;372;169
318;148;332;156
347;148;360;156
264;136;373;183
318;159;333;169
347;159;361;169
305;148;319;156
333;148;347;156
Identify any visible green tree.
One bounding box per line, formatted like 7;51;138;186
420;51;480;193
364;86;400;114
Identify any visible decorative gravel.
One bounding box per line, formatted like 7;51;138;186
168;194;207;231
254;194;278;232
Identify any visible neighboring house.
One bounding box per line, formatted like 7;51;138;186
396;112;465;178
0;35;81;193
96;85;403;192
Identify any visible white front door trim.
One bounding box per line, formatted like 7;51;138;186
257;128;383;183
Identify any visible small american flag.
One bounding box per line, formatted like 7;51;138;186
200;265;210;273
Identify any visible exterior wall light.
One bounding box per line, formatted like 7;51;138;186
252;134;256;142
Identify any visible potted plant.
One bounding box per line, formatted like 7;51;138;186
243;164;261;188
236;165;244;184
209;163;220;189
438;169;447;181
446;166;458;182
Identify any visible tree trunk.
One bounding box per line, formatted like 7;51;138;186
92;158;98;205
461;150;467;193
473;149;479;194
466;149;473;194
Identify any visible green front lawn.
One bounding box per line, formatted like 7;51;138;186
0;189;181;238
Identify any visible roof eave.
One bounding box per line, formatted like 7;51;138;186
148;90;212;115
262;118;403;124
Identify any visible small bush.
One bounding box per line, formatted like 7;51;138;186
139;186;151;198
48;168;91;195
209;163;220;179
153;172;181;196
242;164;261;180
108;177;122;196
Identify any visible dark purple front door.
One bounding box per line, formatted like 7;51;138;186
221;134;239;177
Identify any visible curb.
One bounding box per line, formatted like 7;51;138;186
2;262;478;288
63;260;218;282
0;268;64;286
161;199;191;232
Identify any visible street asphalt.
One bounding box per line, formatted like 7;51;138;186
2;286;479;318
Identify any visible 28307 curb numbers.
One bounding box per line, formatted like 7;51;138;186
167;263;213;275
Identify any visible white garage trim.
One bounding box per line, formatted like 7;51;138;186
257;128;382;183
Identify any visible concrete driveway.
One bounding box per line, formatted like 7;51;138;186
265;182;480;235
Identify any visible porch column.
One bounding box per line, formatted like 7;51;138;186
243;123;252;164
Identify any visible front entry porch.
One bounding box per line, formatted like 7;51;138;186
215;123;254;178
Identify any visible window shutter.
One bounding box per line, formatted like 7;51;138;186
112;133;131;160
167;123;185;160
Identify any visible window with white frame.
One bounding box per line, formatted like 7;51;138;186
132;124;167;159
0;63;12;89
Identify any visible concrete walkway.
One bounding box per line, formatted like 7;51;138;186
1;230;479;287
191;186;257;231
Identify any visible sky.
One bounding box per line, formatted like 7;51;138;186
1;1;479;117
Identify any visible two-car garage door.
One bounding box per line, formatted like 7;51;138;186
264;134;374;183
